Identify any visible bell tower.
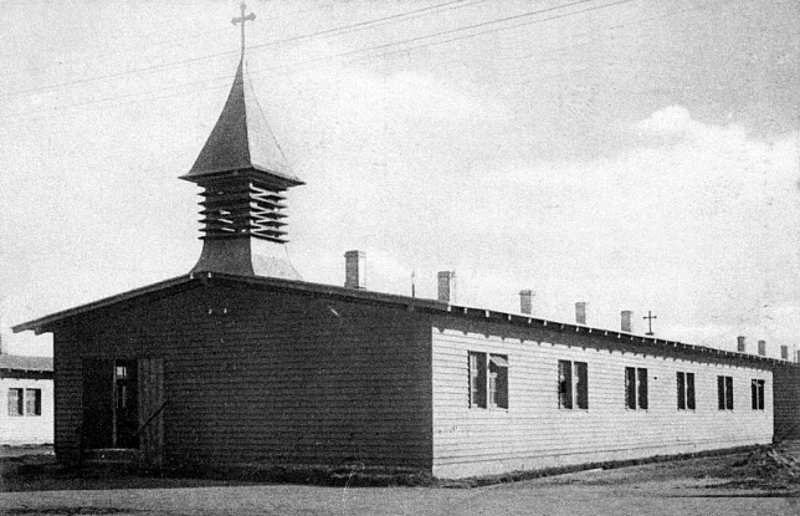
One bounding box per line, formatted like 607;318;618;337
181;3;304;279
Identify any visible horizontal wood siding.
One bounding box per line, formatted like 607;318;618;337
52;283;432;471
0;376;54;445
773;364;800;440
53;331;82;464
432;317;773;478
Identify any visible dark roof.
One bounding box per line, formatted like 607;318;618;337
181;58;303;187
0;354;52;372
12;271;792;368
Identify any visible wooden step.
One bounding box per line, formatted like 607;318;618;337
83;448;140;465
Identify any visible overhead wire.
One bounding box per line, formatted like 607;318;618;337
0;0;486;101
0;0;767;123
0;0;628;119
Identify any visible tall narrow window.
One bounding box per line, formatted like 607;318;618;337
751;379;765;410
468;352;487;409
489;354;509;409
625;367;636;409
24;389;42;416
575;361;588;409
558;360;573;409
625;367;648;410
677;372;695;410
725;376;734;410
7;388;23;416
718;375;734;410
637;368;648;410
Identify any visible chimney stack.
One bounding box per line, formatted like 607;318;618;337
519;290;533;315
575;302;587;325
344;250;366;289
757;339;766;356
737;336;746;353
781;345;788;360
621;310;633;333
437;271;456;304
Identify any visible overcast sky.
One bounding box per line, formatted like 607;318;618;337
1;0;798;358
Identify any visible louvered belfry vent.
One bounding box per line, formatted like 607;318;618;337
180;52;304;278
198;177;288;243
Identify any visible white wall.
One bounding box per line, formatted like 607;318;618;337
0;376;54;445
432;325;773;479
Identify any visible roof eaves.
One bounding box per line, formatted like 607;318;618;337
12;274;196;334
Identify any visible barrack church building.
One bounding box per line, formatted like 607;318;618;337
14;5;800;479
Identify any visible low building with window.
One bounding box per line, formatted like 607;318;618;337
0;354;53;445
11;271;789;478
11;18;800;479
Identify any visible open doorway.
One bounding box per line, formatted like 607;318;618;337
82;358;138;449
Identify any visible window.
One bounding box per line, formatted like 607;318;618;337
751;379;765;410
469;352;486;409
625;367;648;410
8;388;23;416
468;351;508;409
25;389;42;416
717;375;734;410
677;372;695;410
558;360;588;409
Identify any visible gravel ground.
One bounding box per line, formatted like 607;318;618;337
1;451;799;515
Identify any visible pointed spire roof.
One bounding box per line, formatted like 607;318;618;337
182;58;303;187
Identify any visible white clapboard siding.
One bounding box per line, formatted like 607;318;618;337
432;324;773;478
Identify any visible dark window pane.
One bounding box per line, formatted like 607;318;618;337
718;376;725;410
637;368;648;410
686;373;695;410
8;388;23;416
726;376;734;410
575;362;588;409
490;354;508;409
625;367;636;409
751;379;758;410
559;360;572;409
25;389;41;416
469;352;487;408
677;372;685;410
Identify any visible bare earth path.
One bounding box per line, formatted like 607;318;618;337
1;480;799;516
2;452;799;515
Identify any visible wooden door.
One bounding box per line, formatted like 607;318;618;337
137;358;165;468
114;360;139;448
82;358;114;449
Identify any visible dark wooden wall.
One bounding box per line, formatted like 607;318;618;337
773;364;800;441
52;281;433;470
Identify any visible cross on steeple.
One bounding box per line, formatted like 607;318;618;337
643;310;657;336
232;2;256;58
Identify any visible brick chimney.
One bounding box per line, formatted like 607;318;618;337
757;339;766;356
575;302;587;325
621;310;633;333
437;271;456;303
344;250;366;289
737;336;746;353
519;290;533;315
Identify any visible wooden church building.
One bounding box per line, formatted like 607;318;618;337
14;6;800;479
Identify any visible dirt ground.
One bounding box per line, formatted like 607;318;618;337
1;449;799;515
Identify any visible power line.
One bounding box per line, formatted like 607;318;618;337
0;0;759;123
0;0;485;102
346;0;633;63
0;0;626;121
